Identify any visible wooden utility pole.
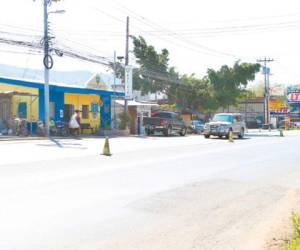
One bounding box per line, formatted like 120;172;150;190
257;57;274;126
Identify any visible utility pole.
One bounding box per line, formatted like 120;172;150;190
124;16;129;117
43;0;50;136
257;57;274;126
113;50;117;129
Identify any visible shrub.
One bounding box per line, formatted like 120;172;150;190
285;212;300;250
118;112;131;130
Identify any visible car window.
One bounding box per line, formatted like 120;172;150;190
192;121;203;125
212;114;233;123
176;114;183;120
153;112;172;119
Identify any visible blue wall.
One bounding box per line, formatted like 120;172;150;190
51;91;64;121
39;90;65;122
100;95;111;129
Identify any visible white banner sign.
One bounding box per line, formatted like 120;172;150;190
124;65;133;100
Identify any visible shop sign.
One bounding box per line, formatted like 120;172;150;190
270;107;290;114
269;98;285;110
124;65;133;100
288;91;300;103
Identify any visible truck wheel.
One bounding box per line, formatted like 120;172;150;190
179;128;187;136
164;126;172;136
204;134;210;138
145;129;152;136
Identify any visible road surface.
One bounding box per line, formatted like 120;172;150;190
0;131;300;250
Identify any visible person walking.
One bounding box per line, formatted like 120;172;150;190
69;110;81;137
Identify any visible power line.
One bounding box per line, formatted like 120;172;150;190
112;2;239;59
0;36;113;67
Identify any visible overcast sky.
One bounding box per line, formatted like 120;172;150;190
1;0;300;85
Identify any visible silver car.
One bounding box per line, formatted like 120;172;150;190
203;113;246;139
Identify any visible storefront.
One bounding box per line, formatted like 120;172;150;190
0;77;123;135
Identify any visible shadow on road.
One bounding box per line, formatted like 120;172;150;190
36;137;88;149
208;136;250;140
136;134;194;139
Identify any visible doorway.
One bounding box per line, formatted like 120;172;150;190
64;104;74;122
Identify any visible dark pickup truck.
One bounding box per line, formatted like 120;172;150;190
143;111;187;136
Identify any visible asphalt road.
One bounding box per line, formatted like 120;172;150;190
0;131;300;250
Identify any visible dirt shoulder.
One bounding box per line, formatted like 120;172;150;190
264;189;300;250
244;189;300;250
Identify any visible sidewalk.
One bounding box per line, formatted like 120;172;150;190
0;135;47;141
247;128;300;137
0;134;134;142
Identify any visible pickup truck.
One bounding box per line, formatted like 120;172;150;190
143;111;187;136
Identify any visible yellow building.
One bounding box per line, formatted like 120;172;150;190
64;93;102;133
0;77;123;135
0;82;39;122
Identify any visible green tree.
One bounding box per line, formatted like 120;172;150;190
132;36;170;95
131;36;260;113
207;61;260;109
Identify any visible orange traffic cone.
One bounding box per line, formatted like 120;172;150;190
228;130;234;143
102;137;112;156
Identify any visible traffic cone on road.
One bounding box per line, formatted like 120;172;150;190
228;130;234;143
279;129;284;137
102;137;112;156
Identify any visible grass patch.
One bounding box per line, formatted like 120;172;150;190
285;212;300;250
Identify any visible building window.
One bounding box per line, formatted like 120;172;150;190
82;105;89;119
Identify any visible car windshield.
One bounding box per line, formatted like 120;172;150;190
212;114;233;122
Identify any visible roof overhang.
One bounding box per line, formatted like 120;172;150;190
115;100;159;107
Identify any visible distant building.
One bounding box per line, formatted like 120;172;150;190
216;97;265;128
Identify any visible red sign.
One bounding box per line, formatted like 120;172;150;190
271;107;290;114
288;92;300;102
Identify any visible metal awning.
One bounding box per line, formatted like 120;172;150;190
115;100;159;107
0;91;38;97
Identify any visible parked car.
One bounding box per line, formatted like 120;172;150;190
190;120;205;134
203;113;246;139
143;111;187;136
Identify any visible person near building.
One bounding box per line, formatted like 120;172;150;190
69;110;81;136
